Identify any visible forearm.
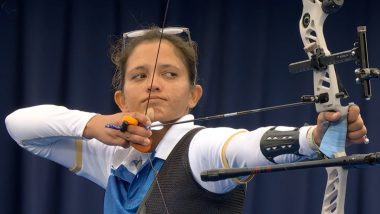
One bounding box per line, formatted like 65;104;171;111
5;105;113;188
224;126;317;168
189;126;318;194
4;105;95;168
5;104;96;144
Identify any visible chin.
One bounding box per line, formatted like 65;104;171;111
153;114;176;123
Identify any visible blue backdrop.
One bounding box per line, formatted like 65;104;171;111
1;0;380;213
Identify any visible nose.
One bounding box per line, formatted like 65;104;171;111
147;73;161;93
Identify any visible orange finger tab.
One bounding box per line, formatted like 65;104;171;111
123;115;138;125
120;115;138;132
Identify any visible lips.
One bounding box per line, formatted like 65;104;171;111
142;95;166;103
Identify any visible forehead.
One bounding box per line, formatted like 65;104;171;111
126;40;186;67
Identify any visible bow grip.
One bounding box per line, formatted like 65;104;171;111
319;104;352;158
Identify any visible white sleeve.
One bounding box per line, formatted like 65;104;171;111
188;126;316;194
5;104;115;188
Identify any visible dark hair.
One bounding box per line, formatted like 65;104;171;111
110;27;198;91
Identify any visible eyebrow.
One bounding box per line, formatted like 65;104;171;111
127;65;147;73
127;64;180;73
157;64;180;71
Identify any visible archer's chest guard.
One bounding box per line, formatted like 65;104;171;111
137;127;246;214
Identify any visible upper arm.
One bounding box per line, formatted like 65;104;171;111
188;127;251;194
20;136;116;189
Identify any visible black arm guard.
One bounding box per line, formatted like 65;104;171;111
260;127;301;164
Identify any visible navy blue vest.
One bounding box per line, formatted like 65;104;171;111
104;127;245;214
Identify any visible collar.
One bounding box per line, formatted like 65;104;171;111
153;114;197;160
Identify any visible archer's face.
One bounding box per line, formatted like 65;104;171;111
117;40;202;123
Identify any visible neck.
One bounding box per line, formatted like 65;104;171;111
148;113;189;152
149;126;171;151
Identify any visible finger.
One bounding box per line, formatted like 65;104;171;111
325;111;341;122
126;134;151;146
347;126;367;142
115;130;151;146
347;136;367;145
347;105;360;123
317;111;341;124
347;115;364;132
108;136;130;148
127;125;152;138
128;112;152;127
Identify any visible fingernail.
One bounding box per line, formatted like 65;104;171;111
144;138;151;145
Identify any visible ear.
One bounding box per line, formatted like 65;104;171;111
188;84;203;108
114;90;128;112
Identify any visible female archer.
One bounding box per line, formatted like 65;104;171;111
5;27;367;213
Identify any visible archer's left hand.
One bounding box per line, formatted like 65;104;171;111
313;105;367;146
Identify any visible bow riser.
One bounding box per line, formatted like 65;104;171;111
300;1;348;214
300;0;343;113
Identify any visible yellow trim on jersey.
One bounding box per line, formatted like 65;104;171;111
221;130;255;185
69;139;83;173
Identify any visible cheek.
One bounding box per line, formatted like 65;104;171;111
122;87;139;108
173;86;194;106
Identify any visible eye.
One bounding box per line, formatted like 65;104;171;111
162;71;177;79
131;73;147;80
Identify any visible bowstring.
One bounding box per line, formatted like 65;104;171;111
144;0;171;213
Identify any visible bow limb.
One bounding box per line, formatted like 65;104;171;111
300;1;348;214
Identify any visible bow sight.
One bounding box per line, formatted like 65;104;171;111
289;16;379;101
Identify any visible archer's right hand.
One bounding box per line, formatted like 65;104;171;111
83;112;152;148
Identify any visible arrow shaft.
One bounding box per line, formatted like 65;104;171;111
150;101;312;128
